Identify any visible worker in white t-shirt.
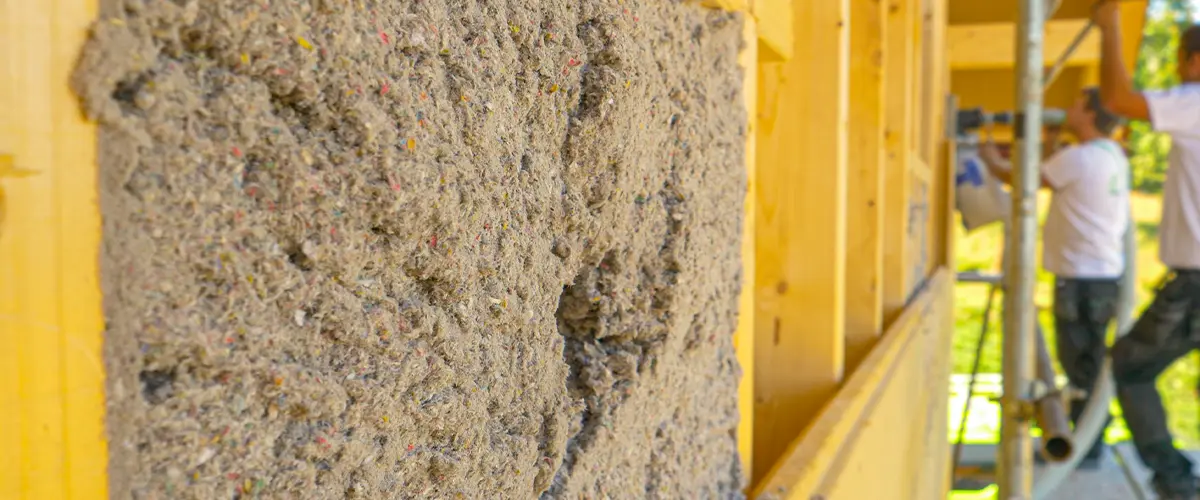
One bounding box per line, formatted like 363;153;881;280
978;87;1130;470
1096;1;1200;498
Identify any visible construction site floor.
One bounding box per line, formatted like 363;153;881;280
1046;442;1151;499
954;443;1200;499
950;373;1164;498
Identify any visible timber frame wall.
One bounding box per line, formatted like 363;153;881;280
1;0;956;498
713;0;957;497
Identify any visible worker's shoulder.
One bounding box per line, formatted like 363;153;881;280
1078;139;1127;161
1055;140;1127;172
1152;82;1200;96
1046;143;1088;163
1142;82;1200;106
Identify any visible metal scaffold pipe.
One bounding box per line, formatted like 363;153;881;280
1000;0;1044;498
1034;325;1074;462
1044;21;1096;90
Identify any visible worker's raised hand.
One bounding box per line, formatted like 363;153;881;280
979;139;1003;167
1043;126;1064;157
1092;0;1120;33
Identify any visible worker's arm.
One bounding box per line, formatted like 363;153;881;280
1094;1;1151;121
979;141;1055;190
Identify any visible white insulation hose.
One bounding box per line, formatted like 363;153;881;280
1033;204;1140;499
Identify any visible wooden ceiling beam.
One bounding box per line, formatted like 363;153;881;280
949;19;1097;70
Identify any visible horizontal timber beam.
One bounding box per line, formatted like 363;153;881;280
949;19;1097;69
752;268;953;499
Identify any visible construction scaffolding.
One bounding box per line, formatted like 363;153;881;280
999;1;1047;497
980;2;1144;498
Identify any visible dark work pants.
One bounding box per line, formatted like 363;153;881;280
1113;270;1200;486
1053;276;1120;458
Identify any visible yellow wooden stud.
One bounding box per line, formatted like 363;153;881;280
920;0;949;277
909;0;925;159
736;13;758;480
926;0;945;268
753;0;850;483
921;0;945;164
0;1;107;499
882;0;916;327
844;0;888;373
0;154;38;243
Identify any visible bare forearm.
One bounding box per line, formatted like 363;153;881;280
983;158;1014;186
1099;24;1132;106
1097;18;1151;120
983;156;1055;190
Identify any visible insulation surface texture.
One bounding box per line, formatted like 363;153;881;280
74;0;746;498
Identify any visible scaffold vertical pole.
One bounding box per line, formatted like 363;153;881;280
999;0;1044;498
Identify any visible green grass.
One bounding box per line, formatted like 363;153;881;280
949;191;1200;450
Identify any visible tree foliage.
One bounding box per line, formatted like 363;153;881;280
1129;0;1194;192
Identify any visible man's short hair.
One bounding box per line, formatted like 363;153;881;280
1184;25;1200;57
1084;87;1122;135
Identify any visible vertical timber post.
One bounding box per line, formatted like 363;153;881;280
736;12;758;480
845;0;887;373
882;0;915;328
0;0;108;498
999;0;1043;498
753;0;850;482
